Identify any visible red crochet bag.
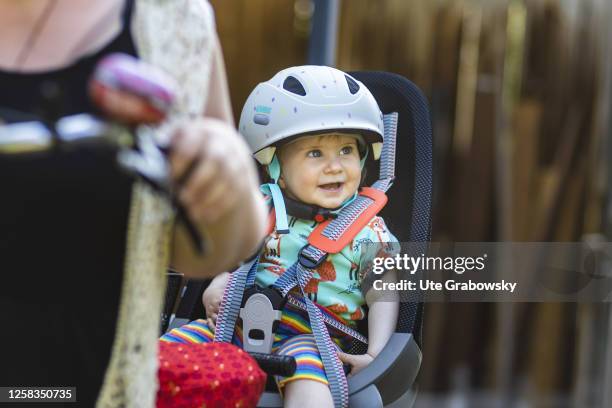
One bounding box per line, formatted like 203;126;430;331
157;342;266;408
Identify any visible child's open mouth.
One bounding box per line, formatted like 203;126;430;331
318;182;343;192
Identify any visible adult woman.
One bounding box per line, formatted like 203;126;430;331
0;1;266;406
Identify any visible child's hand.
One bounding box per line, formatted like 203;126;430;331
337;351;374;377
203;285;223;320
202;273;229;331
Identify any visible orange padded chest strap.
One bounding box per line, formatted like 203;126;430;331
308;187;388;254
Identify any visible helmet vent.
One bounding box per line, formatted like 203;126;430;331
345;75;360;94
283;76;307;96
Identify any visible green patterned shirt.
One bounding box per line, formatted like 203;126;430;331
255;191;399;322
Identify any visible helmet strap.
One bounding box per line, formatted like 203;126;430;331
338;191;358;209
360;146;369;169
267;183;290;234
268;154;282;183
264;155;290;233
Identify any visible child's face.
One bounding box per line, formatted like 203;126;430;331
277;133;362;209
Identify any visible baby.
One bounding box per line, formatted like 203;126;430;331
162;66;399;408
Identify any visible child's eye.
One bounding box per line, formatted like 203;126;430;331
340;146;354;155
307;149;322;158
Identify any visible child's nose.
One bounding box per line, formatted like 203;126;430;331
324;156;343;173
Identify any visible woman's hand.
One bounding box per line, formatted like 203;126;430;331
169;117;256;225
337;351;374;377
168;117;267;277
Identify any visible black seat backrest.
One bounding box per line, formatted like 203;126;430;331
160;271;185;333
350;72;433;346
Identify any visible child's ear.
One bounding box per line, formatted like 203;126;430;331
278;176;286;189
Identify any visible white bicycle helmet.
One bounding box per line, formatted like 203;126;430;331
239;65;384;166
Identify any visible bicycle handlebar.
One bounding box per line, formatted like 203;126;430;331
249;352;297;377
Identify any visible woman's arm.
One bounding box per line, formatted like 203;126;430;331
170;33;266;278
203;34;234;125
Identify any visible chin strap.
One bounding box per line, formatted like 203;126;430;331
282;194;335;223
267;154;281;182
359;146;368;169
267;184;289;234
282;191;358;223
262;155;290;233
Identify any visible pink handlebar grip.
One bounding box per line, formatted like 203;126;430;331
90;53;178;124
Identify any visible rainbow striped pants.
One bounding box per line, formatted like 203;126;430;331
161;303;351;388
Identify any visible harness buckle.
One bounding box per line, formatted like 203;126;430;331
298;245;328;269
241;285;286;310
239;285;286;354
